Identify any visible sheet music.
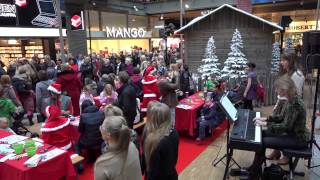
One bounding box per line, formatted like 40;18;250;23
0;135;28;144
220;95;238;121
0;144;14;155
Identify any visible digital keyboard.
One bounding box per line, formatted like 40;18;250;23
230;109;262;151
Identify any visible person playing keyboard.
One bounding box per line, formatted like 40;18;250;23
246;75;310;179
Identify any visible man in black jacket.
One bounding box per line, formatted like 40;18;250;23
116;71;137;129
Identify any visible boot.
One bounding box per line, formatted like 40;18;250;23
27;115;34;126
266;150;281;160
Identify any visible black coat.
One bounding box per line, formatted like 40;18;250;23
143;129;179;180
116;84;137;129
78;106;105;148
80;63;93;80
180;71;191;93
0;66;6;77
100;64;114;75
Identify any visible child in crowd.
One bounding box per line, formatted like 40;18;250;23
196;83;225;141
84;78;98;96
99;84;118;106
0;117;15;134
79;85;95;109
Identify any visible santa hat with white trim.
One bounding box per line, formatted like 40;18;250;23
47;83;62;95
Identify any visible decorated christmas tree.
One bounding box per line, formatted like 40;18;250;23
221;29;248;79
284;37;295;53
271;42;281;74
198;36;221;79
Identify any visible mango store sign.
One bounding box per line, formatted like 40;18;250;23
106;26;146;38
0;3;16;17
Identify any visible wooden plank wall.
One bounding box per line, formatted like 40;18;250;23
184;8;277;105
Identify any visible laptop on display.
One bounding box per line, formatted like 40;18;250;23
31;0;59;27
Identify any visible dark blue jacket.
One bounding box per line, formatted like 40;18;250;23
78;105;104;148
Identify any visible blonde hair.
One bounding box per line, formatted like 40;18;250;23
144;101;171;170
101;116;130;153
274;74;297;99
103;84;113;96
82;85;92;93
104;105;123;117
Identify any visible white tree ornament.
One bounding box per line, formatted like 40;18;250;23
271;42;281;74
198;36;221;79
221;29;248;79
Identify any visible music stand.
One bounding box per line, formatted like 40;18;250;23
212;94;241;180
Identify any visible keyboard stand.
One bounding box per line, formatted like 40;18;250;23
212;118;241;179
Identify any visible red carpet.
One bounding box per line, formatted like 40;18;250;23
79;121;227;180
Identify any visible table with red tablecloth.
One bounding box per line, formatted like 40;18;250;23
0;130;76;180
175;92;205;136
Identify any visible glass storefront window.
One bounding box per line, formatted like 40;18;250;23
101;12;127;30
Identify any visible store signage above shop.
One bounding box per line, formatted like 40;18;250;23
0;3;16;17
71;11;84;31
106;26;146;38
286;21;319;33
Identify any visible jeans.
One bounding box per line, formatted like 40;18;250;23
197;117;220;139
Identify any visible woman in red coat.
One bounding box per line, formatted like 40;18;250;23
56;65;82;116
40;105;72;150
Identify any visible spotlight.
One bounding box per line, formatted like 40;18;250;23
185;4;190;9
160;14;164;20
133;5;139;11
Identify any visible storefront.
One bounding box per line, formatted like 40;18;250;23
87;26;152;54
284;20;319;46
151;38;181;50
0;0;67;66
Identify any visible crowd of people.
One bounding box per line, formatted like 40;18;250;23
0;47;310;180
0;48;192;180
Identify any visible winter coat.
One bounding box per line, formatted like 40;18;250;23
80;62;93;80
12;74;32;97
115;63;127;75
179;71;191;93
78;105;104;148
56;70;82;116
0;66;6;77
127;64;134;76
35;80;53;113
100;64;114;75
142;129;179;180
0;97;16;127
158;79;179;108
116;84;137;129
2;84;21;107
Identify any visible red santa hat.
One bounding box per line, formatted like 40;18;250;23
47;83;62;95
40;105;70;132
143;66;156;77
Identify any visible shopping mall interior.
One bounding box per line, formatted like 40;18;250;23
0;0;320;180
